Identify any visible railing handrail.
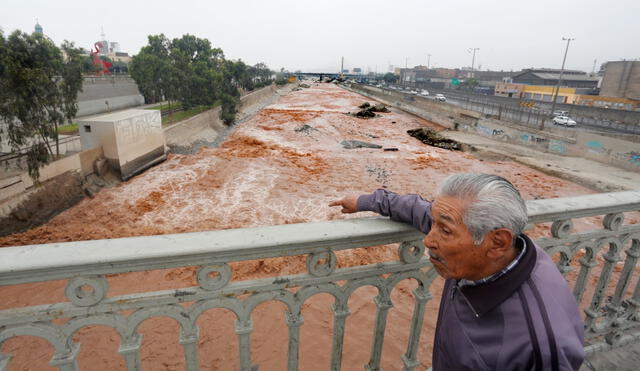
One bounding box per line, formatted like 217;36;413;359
0;218;423;286
1;191;639;287
527;190;640;223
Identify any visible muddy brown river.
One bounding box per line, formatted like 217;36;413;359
1;83;625;370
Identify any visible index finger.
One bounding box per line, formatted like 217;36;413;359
328;200;343;207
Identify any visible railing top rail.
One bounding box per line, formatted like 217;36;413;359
0;218;422;286
526;190;640;223
1;191;638;286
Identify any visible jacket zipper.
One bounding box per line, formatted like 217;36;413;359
455;285;480;318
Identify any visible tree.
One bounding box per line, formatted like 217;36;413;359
0;31;84;181
130;33;273;126
130;34;171;104
383;72;398;84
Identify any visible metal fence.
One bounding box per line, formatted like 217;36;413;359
1;191;639;370
430;89;640;135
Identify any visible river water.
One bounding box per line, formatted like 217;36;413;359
0;83;625;370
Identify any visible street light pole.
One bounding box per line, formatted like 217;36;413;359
468;48;479;78
541;37;574;130
427;54;431;69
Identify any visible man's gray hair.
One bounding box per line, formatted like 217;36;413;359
437;173;528;245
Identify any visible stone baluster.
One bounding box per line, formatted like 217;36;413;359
365;294;393;371
584;237;621;330
329;303;351;371
236;319;255;371
573;243;598;304
118;334;142;371
604;233;639;345
285;311;304;371
180;327;200;371
0;353;11;371
49;342;80;371
401;287;431;371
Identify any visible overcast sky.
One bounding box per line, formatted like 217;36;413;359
2;0;639;73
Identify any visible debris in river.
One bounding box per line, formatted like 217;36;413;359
372;104;390;113
407;128;462;150
340;140;383;149
350;102;391;119
294;124;317;135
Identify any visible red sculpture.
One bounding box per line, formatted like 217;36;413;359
90;41;113;75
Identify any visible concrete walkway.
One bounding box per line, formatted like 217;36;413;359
442;130;640;192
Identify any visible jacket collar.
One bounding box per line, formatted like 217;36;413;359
458;234;537;317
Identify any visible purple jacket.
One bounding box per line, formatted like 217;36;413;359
358;189;585;371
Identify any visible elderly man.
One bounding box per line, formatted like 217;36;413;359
330;173;584;371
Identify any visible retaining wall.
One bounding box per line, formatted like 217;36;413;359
77;76;145;117
0;147;103;215
351;85;640;171
164;84;283;148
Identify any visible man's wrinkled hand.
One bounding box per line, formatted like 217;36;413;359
328;195;359;213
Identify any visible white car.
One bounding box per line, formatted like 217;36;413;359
419;89;429;96
409;90;419;95
552;116;577;126
434;94;446;102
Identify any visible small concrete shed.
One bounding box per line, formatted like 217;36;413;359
78;109;166;180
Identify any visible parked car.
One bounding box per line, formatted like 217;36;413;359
552;115;577;126
553;110;569;116
419;89;429;96
409;90;419;95
434;94;446;102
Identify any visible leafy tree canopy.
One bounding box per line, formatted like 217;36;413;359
0;31;84;181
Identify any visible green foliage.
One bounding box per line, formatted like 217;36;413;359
0;31;84;182
275;75;288;85
383;72;398;84
219;94;240;125
130;34;273;125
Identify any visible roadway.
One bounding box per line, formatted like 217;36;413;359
368;85;640;136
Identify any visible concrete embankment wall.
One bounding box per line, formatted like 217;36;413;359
164;84;284;149
77;76;145;117
350;85;640;171
0;147;103;219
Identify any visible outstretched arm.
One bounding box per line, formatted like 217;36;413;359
329;189;432;234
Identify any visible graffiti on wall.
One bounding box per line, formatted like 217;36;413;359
628;152;640;166
477;124;493;137
520;134;549;146
548;139;567;154
475;124;511;141
613;151;640;166
585;141;607;155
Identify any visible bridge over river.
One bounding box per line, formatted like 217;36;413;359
1;83;639;370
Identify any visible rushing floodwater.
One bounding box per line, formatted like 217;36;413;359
1;83;619;370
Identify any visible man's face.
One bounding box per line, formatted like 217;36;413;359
423;196;492;280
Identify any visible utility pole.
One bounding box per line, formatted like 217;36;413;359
542;37;574;130
427;54;431;69
468;48;479;78
341;56;344;75
405;57;408;68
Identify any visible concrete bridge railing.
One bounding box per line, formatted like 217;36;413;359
1;191;639;370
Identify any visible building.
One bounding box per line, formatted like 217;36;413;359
78;109;166;180
599;61;640;101
495;81;639;110
511;68;598;89
34;21;43;34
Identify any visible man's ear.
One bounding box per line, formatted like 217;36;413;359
486;228;514;259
